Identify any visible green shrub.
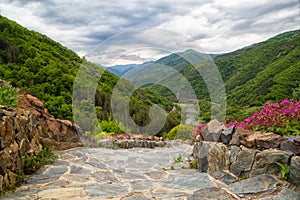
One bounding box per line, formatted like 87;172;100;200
164;124;195;140
99;120;130;134
0;83;18;111
22;146;57;175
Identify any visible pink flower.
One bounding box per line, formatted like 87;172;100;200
245;118;252;123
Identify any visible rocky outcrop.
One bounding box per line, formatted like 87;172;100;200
193;120;300;187
16;93;84;150
0;82;86;192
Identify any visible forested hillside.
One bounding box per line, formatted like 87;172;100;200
0;16;178;135
148;30;300;120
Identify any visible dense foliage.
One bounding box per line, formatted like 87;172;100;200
0;16;179;135
22;146;57;175
0;82;18;111
164;124;195;140
0;15;81;120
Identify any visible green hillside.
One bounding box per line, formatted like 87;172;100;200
218;29;300;106
0;15;178;135
148;30;300;120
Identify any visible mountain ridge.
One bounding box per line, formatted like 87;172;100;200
0;15;179;134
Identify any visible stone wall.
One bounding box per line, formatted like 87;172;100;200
0;110;41;192
193;119;300;187
0;84;86;192
98;139;167;149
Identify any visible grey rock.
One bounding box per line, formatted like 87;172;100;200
44;166;68;175
26;173;61;184
230;147;257;177
192;142;200;159
122;193;153;200
151;188;190;200
220;125;235;145
280;136;300;155
228;175;282;197
159;173;216;191
188;187;237;200
51;160;70;166
85;183;128;198
61;174;90;183
91;171;118;183
130;179;153;191
144;170;168;180
211;170;239;185
113;170;146;180
196;141;230;173
289;156;300;187
250;149;293;177
44;179;69;187
259;188;300;200
201;119;223;141
70;165;90;175
228;145;240;163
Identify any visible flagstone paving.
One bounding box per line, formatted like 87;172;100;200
1;142;300;200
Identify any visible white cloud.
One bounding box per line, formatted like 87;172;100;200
0;0;299;64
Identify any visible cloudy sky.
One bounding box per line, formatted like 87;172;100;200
0;0;299;65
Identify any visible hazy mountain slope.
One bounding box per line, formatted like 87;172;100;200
106;61;154;76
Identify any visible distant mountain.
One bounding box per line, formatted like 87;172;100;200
146;29;300;109
106;61;154;76
155;49;218;70
106;49;218;77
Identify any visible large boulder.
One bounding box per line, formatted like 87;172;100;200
228;175;284;198
250;149;293;177
230;147;257;177
194;141;230;173
200;119;223;142
256;132;284;150
239;131;284;150
229;127;252;146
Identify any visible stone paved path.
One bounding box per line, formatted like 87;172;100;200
1;143;300;200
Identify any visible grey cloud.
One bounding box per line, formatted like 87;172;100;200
119;54;143;61
1;0;299;63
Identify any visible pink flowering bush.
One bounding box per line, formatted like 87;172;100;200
195;99;300;136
